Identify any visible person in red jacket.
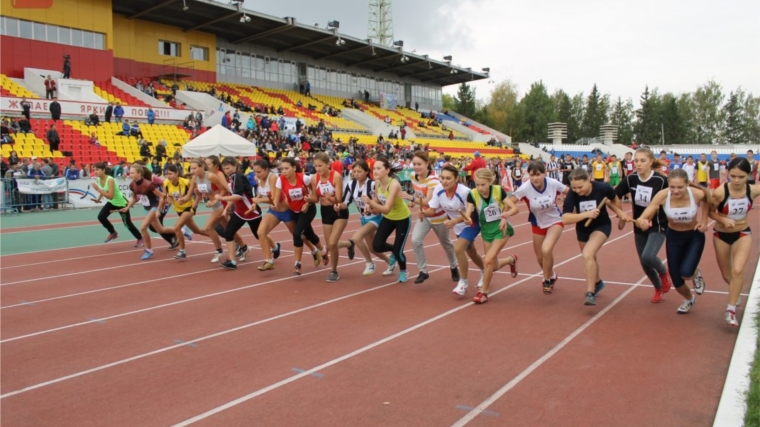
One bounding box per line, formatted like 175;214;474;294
463;151;486;187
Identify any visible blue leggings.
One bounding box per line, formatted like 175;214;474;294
665;228;705;288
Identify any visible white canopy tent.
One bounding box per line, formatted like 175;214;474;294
181;125;256;158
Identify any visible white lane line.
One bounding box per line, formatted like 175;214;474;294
166;232;634;427
0;267;446;399
449;271;650;426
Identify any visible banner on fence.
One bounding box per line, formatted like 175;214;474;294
66;178;133;208
1;97;191;122
15;178;67;194
379;93;398;110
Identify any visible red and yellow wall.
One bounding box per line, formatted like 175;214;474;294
0;0;216;82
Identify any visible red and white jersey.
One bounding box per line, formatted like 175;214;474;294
624;160;635;175
410;171;446;223
276;173;313;212
512;177;567;229
315;170;339;198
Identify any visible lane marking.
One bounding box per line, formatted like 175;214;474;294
174;340;199;348
455;405;498;417
166;232;633;427
449;271;650;426
291;368;323;378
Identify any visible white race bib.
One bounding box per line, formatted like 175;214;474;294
484;203;501;222
288;188;304;201
533;195;553;211
611;166;619;175
197;183;209;193
635;186;653;208
595;164;603;171
138;194;150;207
671;209;693;223
514;169;521;177
728;198;749;220
626;163;634;171
318;183;334;196
579;200;597;213
714;164;720;172
355;198;366;210
378;193;387;205
171;191;181;199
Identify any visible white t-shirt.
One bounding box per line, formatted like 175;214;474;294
512;177;567;229
681;163;696;182
427;183;471;235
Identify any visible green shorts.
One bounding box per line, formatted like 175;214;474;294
481;220;515;243
609;175;620;187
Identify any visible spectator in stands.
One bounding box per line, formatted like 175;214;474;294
140;140;152;159
65;160;79;180
384;115;391;124
89;132;100;146
415;102;419;112
221;112;230;129
20;98;31;120
463;151;486;188
86;112;99;126
171;81;179;96
44;75;57;99
195;111;203;127
0;155;8;178
46;124;60;152
113;103;124;123
9;117;20;133
448;131;454;140
1;120;13;145
155;140;167;162
8;150;19;166
305;81;311;96
118;121;130;136
104;102;113;123
130;121;144;139
49;157;59;177
277;106;284;115
147;107;155;125
364;90;370;102
299;81;305;94
80;163;91;178
296;100;303;107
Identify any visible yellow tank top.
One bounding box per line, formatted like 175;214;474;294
377;178;411;221
164;177;193;212
697;161;708;182
592;161;606;179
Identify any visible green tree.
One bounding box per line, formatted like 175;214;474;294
569;93;585;142
551;90;573;143
483;79;520;136
634;86;663;145
693;79;725;144
517;80;554;142
442;93;456;112
581;84;608;138
742;91;760;144
677;93;697;143
660;93;686;144
609;97;635;145
723;91;743;144
454;83;477;119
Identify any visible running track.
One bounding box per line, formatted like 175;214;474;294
1;204;757;426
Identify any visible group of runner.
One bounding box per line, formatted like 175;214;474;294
89;148;758;327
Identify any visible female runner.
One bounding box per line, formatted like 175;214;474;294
634;169;709;314
272;157;326;275
134;160;178;248
312;152;352;282
614;147;673;303
404;151;459;284
337;160;392;276
121;164;177;260
158;164;209;260
423;165;485;295
509;161;569;294
362;157;411;283
215;157;267;270
463;168;519;304
562;168;627;306
709;157;760;326
91;161;143;245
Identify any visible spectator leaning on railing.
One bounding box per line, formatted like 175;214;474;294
65;160;79;180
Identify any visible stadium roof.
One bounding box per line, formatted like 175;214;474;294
112;0;489;86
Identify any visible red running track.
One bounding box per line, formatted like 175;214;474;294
0;206;756;427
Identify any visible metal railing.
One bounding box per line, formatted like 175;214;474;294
1;177;69;215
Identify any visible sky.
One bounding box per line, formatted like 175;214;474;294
243;0;760;103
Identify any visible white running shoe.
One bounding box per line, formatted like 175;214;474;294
692;269;705;295
363;263;376;276
211;251;223;263
476;271;484;290
382;261;397;277
182;225;193;241
453;280;468;296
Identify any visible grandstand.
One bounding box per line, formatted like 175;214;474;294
0;0;503;166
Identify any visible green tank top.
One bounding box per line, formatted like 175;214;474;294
97;176;127;207
377;178;411;221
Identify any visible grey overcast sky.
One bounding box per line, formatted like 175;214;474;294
243;0;760;102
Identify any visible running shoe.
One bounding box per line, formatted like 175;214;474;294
476;272;484;290
168;238;179;250
326;271;340;282
182;225;192;241
293;262;302;276
258;261;274;271
140;250;154;261
363;263;376;276
677;299;695;314
398;270;408;283
238;245;250;262
347;239;356;260
473;292;488;304
550;272;558;285
692;269;705;295
134;238;144;248
453;280;468;296
414;271;429;284
312;251;323;267
211;250;223;263
725;310;738;327
450;267;460;282
104;232;118;243
174;250;187;260
272;242;281;260
584;292;596;306
651;289;663;303
593;280;606;297
543;279;554;295
509;255;519;278
383;255;397;276
220;259;237;270
660;272;673;293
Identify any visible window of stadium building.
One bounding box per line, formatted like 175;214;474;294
159;40;181;57
190;46;209;61
0;17;105;50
